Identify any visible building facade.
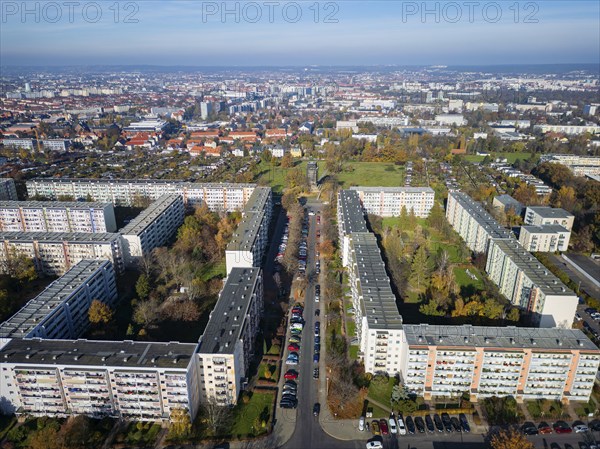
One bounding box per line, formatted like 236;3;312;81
0;260;117;340
0;178;18;201
120;195;185;265
525;207;575;231
0;231;124;276
519;225;571;252
0;201;116;233
350;186;435;218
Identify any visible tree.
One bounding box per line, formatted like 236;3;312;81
2;248;37;283
135;273;151;300
489;428;534;449
133;297;161;327
280;152;294;168
169;408;192;440
202;399;231;436
27;426;62;449
409;246;429;290
59;415;91;449
88;300;113;325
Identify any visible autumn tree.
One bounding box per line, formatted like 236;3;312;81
133;297;161;327
27;426;62;449
169;408;192;440
280;151;294;168
88;300;114;325
489;428;534;449
409;246;430;290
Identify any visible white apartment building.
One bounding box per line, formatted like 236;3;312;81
1;138;36;151
524;207;575;231
40;139;70;152
0;259;117;340
0;179;18;201
346;232;404;375
120;195;185;265
26;179;256;211
534;124;600;135
486;238;578;328
225;187;272;275
350;186;435;218
435;114;467;126
337;190;368;267
446;191;514;254
401;324;600;403
196;267;263;405
0;201;116;233
540;154;600;177
0;231;124;276
0;339;200;422
519;225;571;252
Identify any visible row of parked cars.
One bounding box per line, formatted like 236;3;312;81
281;303;305;409
521;419;600;436
362;412;471;437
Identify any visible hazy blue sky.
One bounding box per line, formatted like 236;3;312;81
1;1;599;66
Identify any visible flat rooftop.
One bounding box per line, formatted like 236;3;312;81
0;231;121;243
450;191;514;240
521;224;570;234
120;195;182;236
198;267;261;355
27;178;256;189
494;194;522;207
0;338;197;369
226;187;271;252
0;201;111;210
338;190;368;235
350;232;403;330
403;324;598;352
490;238;575;297
0;260;113;339
351;186;435;194
526;206;574;219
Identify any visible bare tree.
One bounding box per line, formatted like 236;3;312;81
201;398;232;436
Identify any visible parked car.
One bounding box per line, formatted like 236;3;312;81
284;370;298;380
365;442;383;449
283;383;297;392
313;368;319;379
441;413;453;433
388;415;397;434
521;422;538;435
313;403;320;416
405;416;416;434
287;343;300;351
589;420;600;431
538;422;552;434
553;421;572;434
358;416;365;431
459;413;470;433
450;417;462;433
315;309;320;316
313;353;320;363
371;420;380;435
289;335;301;344
414;416;426;433
433;414;444;432
397;414;407;435
425;414;435;433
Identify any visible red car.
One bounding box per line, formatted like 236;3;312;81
538;422;552;434
553;421;572;434
284;370;298;380
379;419;389;435
288;343;300;351
292;308;303;314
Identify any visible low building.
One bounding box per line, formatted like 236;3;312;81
435;114;466;126
1;138;36;151
524;206;574;231
0;201;116;233
120;195;185;265
519;225;571;252
0;338;200;421
492;194;524;216
196;267;263;405
0;231;124;276
0;259;117;339
402;324;600;403
350;186;435;218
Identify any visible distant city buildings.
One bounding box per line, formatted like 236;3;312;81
540;154;600;177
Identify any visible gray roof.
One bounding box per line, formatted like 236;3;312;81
0;201;111;210
349;232;402;330
526;206;574;219
226;187;271;252
0;260;113;339
521;224;570;234
198;267;261;355
119;194;182;236
0;231;121;243
350;186;434;194
490;238;576;297
338;190;368;235
27;178;256;189
494;194;522;207
0;338;197;369
403;324;598;352
450;191;514;240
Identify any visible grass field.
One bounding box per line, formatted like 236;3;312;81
367;377;395;410
335;162;405;187
453;266;484;291
464;152;533;164
231;391;275;437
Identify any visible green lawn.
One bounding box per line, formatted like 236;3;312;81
349;345;359;360
258;161;309;193
335;162;405;188
367;403;391;419
258;361;279;382
231;391;275;437
464;152;533;164
367;377;396;408
198;259;226;281
453;267;484;291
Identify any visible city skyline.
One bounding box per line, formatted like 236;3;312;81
1;1;599;66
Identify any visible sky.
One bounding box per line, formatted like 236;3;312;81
1;1;599;66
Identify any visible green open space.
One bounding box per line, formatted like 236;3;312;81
464;152;533;164
258;161;309;193
453;266;484;291
230;391;275;438
367;376;395;409
334;162;405;188
115;421;162;447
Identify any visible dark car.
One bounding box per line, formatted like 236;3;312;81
441;413;453;433
433;414;444;432
313;403;320;416
414;416;426;433
538;422;552;434
314;336;321;344
313;353;320;363
553;420;572;434
459;413;470;433
379;419;389;435
589;419;600;431
450;417;462;433
425;414;435;433
313;368;319;379
314;343;320;353
521;422;539;435
405;416;416;434
315;309;320;316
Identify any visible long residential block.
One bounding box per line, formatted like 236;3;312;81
120;195;185;265
0;231;124;276
486;238;578;328
0;339;200;422
0;260;117;340
225;187;272;274
26;178;256;211
402;324;600;403
350;186;435;218
0;201;117;233
196;267;263;405
446;191;514;253
337;189;368;267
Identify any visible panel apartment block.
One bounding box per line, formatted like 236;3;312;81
0;339;200;422
486;238;578;328
0;201;116;233
26;178;256;211
350;186;435;218
446;191;514;253
347;232;404;375
225;187;272;274
0;231;124;276
337;190;368;267
0;178;18;201
196;267;263;405
524;206;575;231
120;195;185;265
402;324;600;403
519;224;571;252
0;260;117;340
